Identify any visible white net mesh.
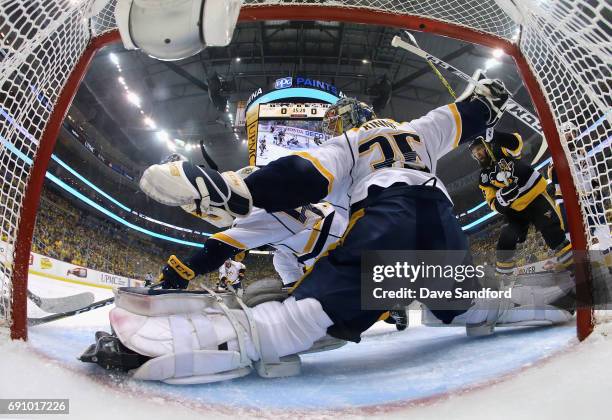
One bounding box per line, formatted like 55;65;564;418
1;0;95;332
518;1;611;250
0;0;609;337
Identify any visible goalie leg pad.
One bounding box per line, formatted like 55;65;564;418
109;307;259;383
113;287;239;316
464;297;572;337
108;289;332;383
242;278;288;307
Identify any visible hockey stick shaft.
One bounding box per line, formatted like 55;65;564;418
426;60;457;99
27;289;94;313
27;282;164;326
401;32;457;99
27;297;115;326
391;36;543;135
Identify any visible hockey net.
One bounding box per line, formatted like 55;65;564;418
0;0;609;340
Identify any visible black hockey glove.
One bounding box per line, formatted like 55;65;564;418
495;184;520;210
159;255;196;289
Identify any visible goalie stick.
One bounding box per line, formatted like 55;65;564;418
400;31;458;99
27;282;164;326
27;296;115;326
391;35;544;139
27;289;95;313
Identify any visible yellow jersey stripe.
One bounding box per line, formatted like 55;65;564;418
508;133;523;157
378;311;391;321
496;261;515;267
293;151;335;195
448;103;462;149
555;242;573;257
211;232;247;250
542;190;565;231
289;208;366;294
511;178;547;211
302;219;323;254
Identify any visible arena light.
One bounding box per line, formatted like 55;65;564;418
492;48;504;58
235;57;241;62
167;140;177;151
0;109;213;247
109;52;119;64
362;59;369;64
118;76;125;84
126;91;141;107
143;117;156;129
156;130;169;141
484;58;500;69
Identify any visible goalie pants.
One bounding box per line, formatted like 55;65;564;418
291;184;477;342
496;192;567;274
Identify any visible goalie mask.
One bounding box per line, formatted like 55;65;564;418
321;98;376;137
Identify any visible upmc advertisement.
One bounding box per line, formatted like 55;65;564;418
0;241;142;289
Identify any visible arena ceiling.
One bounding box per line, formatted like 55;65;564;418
67;20;546;214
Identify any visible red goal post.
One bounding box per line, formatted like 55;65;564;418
1;0;608;340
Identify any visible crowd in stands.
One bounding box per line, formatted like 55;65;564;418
31;187;177;279
468;220;556;267
49;162;208;243
30;186;282;285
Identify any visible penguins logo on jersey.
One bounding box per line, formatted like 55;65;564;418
490;159;517;188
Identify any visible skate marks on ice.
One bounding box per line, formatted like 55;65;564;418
28;316;576;413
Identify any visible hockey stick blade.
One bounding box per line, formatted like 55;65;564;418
28;297;115;326
27;289;95;313
391;36;543;135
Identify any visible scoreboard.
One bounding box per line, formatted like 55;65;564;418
246;102;330;166
258;103;330;119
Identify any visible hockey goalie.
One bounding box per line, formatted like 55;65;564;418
80;75;574;384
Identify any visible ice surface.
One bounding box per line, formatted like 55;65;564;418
2;274;610;420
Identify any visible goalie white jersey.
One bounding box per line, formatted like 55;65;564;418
294;104;463;206
210;202;349;284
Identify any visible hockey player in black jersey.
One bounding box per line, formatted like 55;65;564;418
470;130;573;276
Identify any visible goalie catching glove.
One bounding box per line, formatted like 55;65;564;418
456;70;510;129
139;158;253;227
